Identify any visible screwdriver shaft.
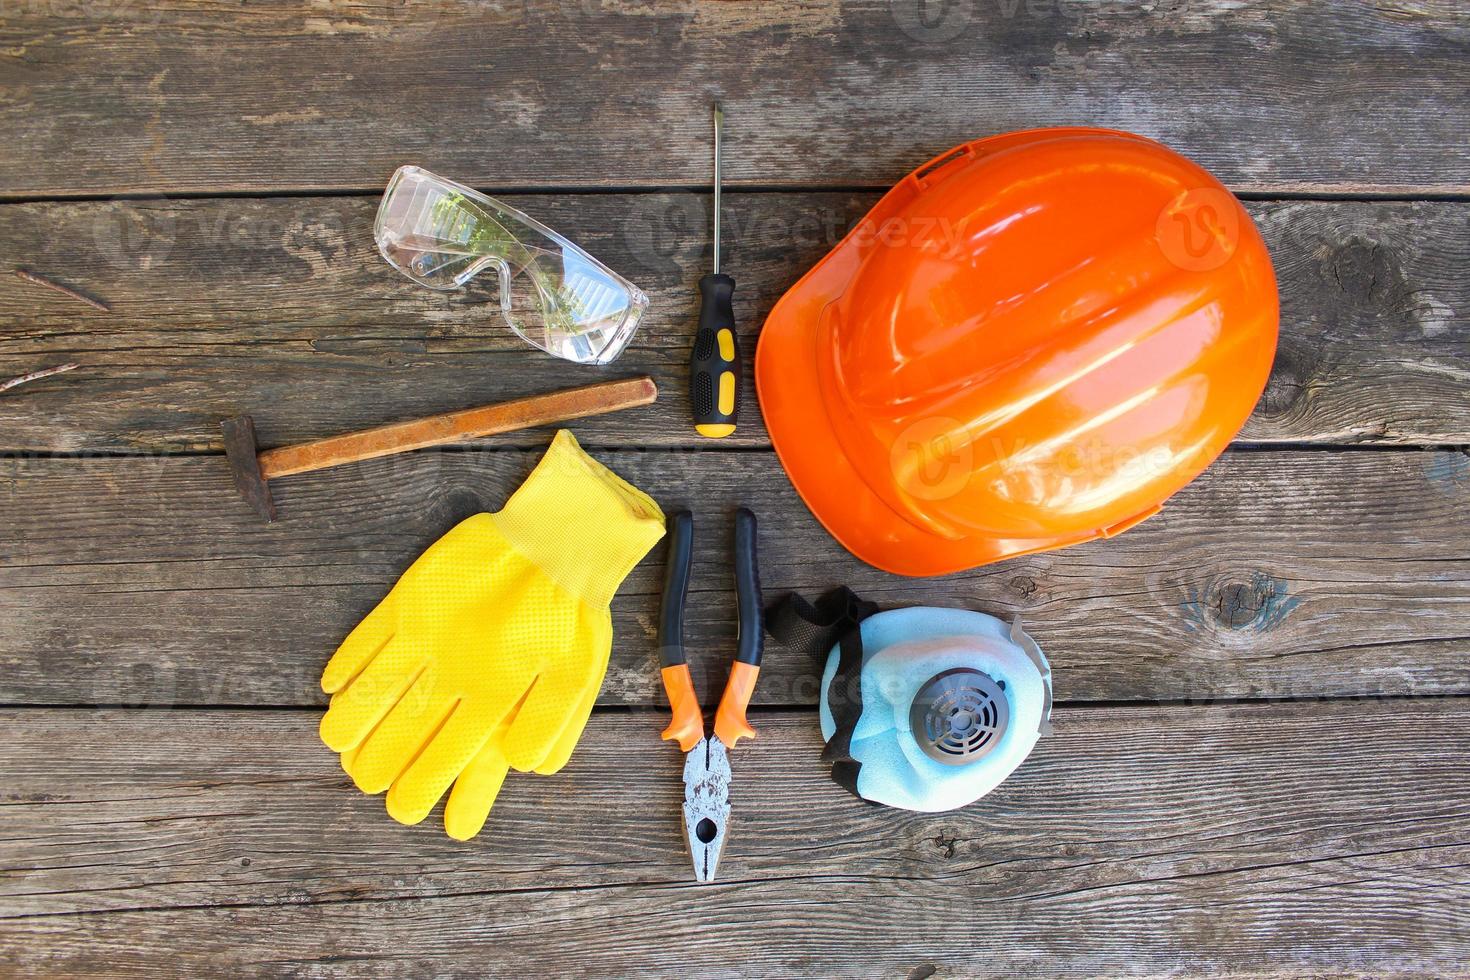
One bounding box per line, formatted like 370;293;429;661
712;102;722;275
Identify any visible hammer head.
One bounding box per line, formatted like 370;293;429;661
221;415;276;522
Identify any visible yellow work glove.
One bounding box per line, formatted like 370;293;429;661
338;673;601;840
320;429;664;839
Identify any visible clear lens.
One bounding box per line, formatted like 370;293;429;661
374;166;648;365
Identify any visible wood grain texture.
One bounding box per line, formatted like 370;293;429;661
2;2;1469;197
2;700;1468;975
3;446;1468;707
1;195;1467;453
4;3;1467;974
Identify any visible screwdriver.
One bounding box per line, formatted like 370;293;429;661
690;102;739;438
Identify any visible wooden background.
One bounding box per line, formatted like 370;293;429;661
2;1;1469;975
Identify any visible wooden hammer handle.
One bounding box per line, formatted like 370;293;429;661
257;376;657;479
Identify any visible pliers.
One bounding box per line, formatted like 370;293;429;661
657;508;762;882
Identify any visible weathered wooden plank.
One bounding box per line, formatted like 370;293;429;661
2;700;1468;976
3;447;1468;707
1;195;1466;452
2;2;1468;197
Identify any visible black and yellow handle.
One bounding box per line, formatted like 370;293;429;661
690;274;738;438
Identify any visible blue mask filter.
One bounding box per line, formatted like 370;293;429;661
768;590;1053;812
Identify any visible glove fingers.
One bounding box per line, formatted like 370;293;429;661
385;709;496;827
533;670;602;775
444;731;511;842
348;672;456;794
319;642;426;753
321;600;395;694
335;691;371;779
503;656;606;771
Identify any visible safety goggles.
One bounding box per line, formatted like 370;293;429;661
374;166;648;365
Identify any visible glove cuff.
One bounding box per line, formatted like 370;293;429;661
492;429;665;608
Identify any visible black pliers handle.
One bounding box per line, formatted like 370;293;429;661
657;508;763;751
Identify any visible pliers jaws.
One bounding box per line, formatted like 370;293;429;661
681;736;732;882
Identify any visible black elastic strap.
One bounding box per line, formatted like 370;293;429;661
764;586;877;663
765;587;879;801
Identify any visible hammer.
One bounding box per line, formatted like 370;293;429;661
221;376;657;521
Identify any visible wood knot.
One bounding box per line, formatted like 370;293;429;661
1184;571;1299;632
1011;575;1037;599
433;487;485;525
1256;344;1311;419
1328;235;1410;312
929;831;959;859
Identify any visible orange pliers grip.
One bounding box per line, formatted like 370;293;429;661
660;664;704;752
714;660;760;748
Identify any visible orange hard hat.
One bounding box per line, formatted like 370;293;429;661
756;128;1279;577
